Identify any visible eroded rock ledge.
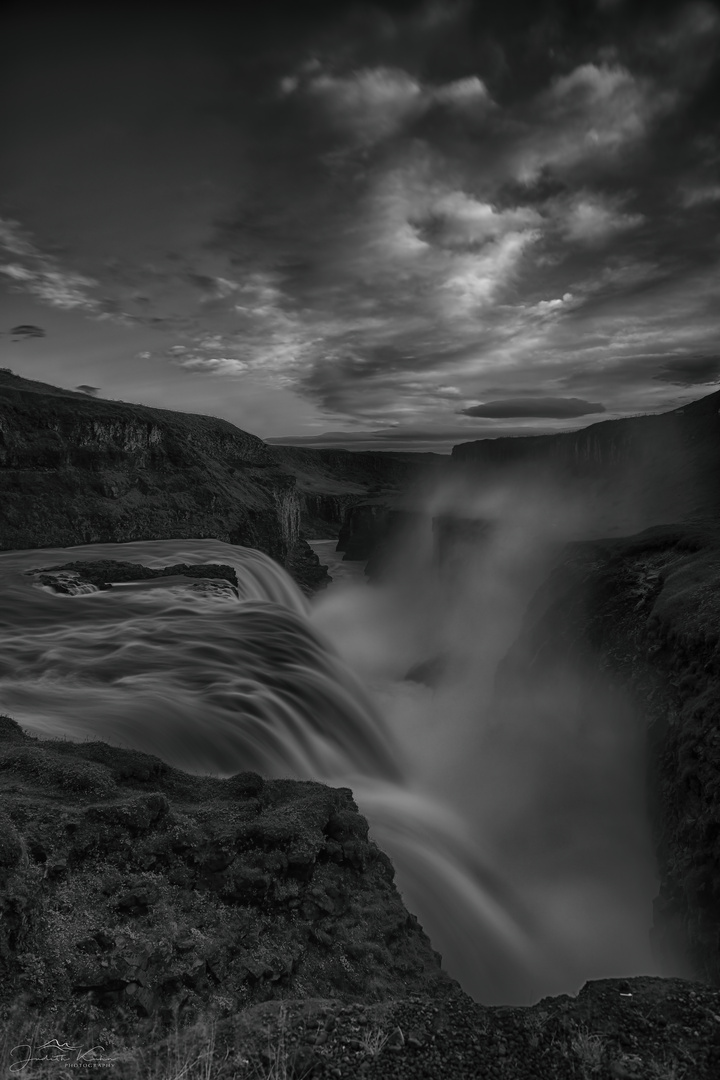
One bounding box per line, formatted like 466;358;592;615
2;715;720;1077
0;714;444;1028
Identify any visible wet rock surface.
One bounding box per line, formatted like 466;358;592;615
26;559;241;595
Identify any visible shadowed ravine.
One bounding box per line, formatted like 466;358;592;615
0;484;668;1007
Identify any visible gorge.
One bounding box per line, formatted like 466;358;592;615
2;371;720;1078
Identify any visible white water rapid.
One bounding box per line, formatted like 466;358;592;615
0;485;663;1004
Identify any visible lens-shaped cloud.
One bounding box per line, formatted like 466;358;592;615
9;324;46;341
462;397;607;419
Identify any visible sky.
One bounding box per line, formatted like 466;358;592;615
1;0;719;453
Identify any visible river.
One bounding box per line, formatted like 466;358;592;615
0;498;663;1004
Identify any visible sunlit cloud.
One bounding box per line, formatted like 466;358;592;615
509;63;676;183
282;63;494;148
551;192;645;243
0;218;100;312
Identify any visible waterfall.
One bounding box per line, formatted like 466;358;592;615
274;489;302;548
0;507;661;1004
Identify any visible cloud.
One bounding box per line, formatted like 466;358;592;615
551;192;645;243
440;229;539;313
75;385;100;396
9;324;46;341
413;191;541;250
679;184;720;208
432;76;491;107
304;66;424;143
284;64;493;147
511;63;676;183
0;218;100;312
652;355;720;387
411;0;472;31
647;2;720;60
461;397;607;419
528;293;576;316
4;4;719;441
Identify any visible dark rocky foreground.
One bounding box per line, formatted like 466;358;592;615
1;713;719;1079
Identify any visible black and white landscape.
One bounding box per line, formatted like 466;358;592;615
1;3;720;1078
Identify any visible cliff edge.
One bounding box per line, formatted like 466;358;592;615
0;370;329;592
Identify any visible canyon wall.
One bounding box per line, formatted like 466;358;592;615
0;371;331;590
0;371;443;588
451;392;720;529
495;522;720;987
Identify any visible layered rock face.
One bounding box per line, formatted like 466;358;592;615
271;445;443;541
0;371;447;589
496;522;720;987
0;371;329;590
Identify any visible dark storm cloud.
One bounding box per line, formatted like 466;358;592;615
2;0;720;436
653;355;720;386
462;397;606;419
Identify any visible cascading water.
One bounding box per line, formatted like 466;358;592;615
0;486;663;1004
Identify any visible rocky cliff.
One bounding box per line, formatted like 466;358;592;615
495;521;720;992
0;714;445;1024
270;445;444;540
0;371;333;590
2;711;720;1079
0;370;446;589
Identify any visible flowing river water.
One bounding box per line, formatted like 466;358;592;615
0;495;664;1004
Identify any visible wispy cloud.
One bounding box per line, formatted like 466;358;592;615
549;192;645;243
0;219;101;312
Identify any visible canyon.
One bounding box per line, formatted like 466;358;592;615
0;369;438;595
3;369;720;1077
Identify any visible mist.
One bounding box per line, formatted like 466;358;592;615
310;468;670;1001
